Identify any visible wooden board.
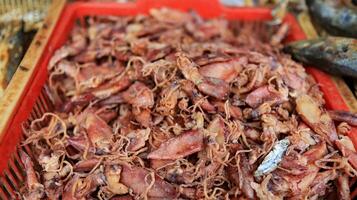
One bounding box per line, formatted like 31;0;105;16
0;0;66;138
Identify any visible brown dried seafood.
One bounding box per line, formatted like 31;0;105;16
20;8;357;200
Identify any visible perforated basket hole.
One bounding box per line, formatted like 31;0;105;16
0;83;54;198
0;177;13;200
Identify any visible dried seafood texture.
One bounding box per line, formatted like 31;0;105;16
21;8;357;200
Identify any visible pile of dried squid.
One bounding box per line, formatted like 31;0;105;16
20;8;357;200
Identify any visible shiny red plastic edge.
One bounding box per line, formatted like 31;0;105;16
0;0;355;175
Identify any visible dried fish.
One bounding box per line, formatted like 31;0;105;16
284;37;357;78
254;138;290;177
307;0;357;38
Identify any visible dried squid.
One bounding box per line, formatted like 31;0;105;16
20;8;357;200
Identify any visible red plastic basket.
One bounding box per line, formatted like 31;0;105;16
0;0;356;199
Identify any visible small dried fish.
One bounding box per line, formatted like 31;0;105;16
254;138;290;177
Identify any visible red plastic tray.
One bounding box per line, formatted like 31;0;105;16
0;0;356;198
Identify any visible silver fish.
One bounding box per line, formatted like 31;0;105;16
254;138;290;177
